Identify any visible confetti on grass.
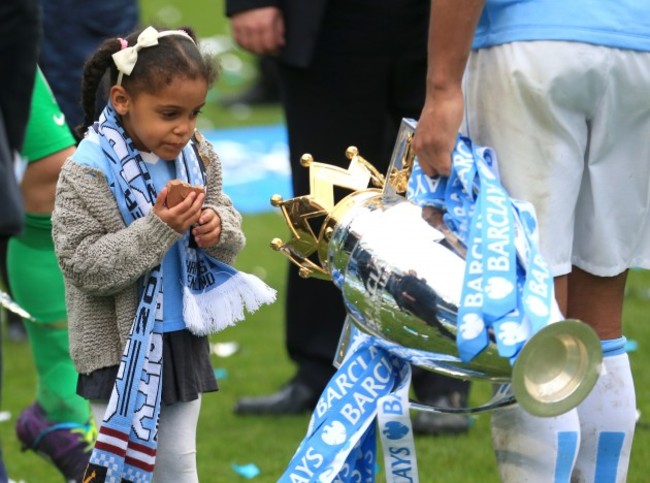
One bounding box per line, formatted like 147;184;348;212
232;462;261;479
213;368;228;379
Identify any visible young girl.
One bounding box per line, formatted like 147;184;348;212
52;25;275;483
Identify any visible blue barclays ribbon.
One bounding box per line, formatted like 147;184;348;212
279;333;416;483
376;356;418;483
512;201;555;335
406;134;555;363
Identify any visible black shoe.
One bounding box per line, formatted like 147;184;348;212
234;380;319;415
412;393;471;436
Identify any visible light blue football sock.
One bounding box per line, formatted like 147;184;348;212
492;404;580;482
573;337;636;483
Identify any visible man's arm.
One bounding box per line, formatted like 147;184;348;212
413;0;485;177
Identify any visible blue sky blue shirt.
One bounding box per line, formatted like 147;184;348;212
143;152;186;333
474;0;650;52
74;139;187;332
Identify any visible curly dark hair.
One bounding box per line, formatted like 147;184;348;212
75;25;218;140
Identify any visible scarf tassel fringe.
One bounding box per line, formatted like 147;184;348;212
183;272;276;336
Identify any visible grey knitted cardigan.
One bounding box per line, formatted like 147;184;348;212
52;136;245;375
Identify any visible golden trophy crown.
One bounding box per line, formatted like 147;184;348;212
270;121;417;280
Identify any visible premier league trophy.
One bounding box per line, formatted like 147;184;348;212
270;118;602;418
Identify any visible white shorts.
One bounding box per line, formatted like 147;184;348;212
462;41;650;277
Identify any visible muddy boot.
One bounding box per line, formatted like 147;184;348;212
16;402;96;482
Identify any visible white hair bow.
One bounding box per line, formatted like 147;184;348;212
112;26;195;85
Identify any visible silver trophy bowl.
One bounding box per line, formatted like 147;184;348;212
270;119;602;417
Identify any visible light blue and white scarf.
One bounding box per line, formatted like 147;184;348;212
85;102;276;483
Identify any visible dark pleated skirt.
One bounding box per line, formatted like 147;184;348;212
77;329;218;405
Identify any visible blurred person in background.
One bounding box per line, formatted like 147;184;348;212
37;0;138;137
3;0;141;342
0;0;40;480
8;67;95;483
226;0;472;435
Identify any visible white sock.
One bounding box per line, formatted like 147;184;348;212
491;405;580;482
573;339;636;483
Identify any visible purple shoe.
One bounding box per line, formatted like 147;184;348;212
16;402;96;482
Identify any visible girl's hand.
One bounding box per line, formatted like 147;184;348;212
192;208;222;247
153;187;205;234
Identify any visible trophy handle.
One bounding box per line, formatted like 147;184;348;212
511;319;603;417
410;384;516;416
334;314;602;418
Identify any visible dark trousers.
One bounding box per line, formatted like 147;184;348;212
275;0;469;401
0;0;39;236
38;0;138;132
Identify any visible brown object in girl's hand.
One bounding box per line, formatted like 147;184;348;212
165;179;205;207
